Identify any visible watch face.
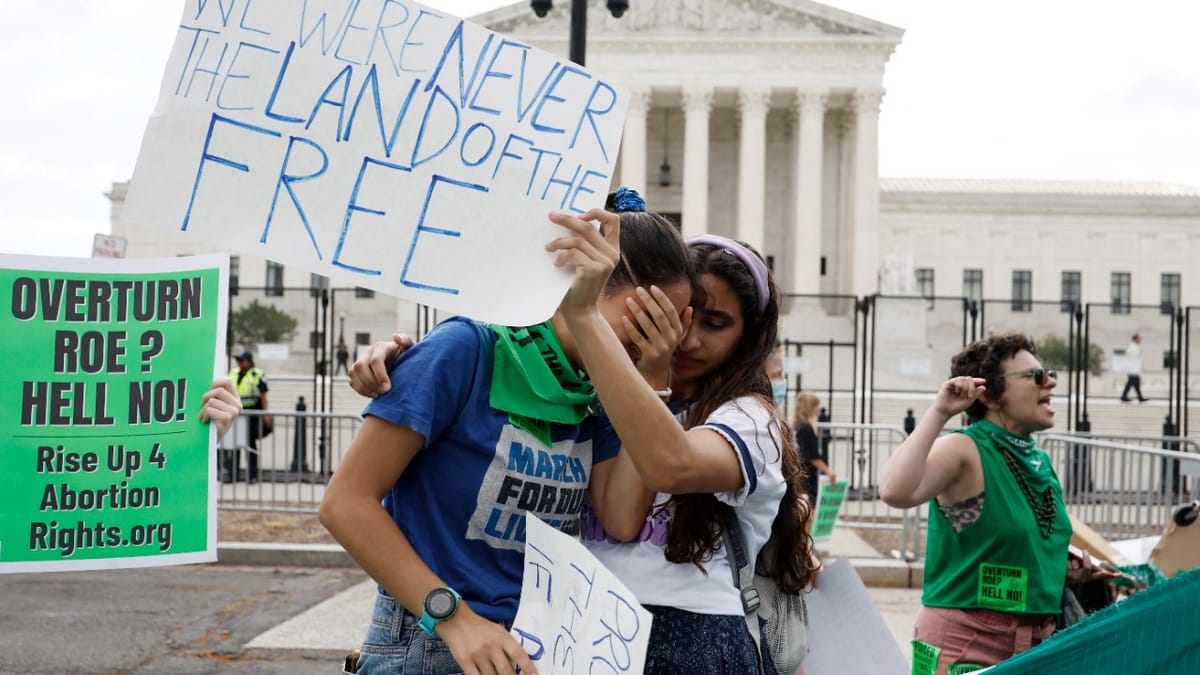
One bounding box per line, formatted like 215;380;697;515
426;588;457;619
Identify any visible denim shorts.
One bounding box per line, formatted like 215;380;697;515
346;593;510;675
641;604;766;675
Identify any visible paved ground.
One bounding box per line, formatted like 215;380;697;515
0;564;365;674
0;528;923;674
248;575;923;668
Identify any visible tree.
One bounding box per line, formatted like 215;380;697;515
1038;334;1104;376
231;299;298;346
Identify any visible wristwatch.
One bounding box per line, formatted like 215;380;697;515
418;586;461;635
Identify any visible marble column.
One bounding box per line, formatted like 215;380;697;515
620;87;650;193
836;110;855;297
850;90;883;296
681;87;713;237
736;87;771;251
791;89;828;294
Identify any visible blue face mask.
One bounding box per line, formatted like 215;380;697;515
772;380;788;405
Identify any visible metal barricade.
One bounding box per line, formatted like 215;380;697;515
1039;433;1200;540
822;421;925;559
213;410;1200;551
217;409;363;512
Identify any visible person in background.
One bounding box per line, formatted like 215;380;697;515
319;192;697;675
225;350;269;484
766;345;788;407
1120;333;1147;403
878;333;1112;674
336;340;351;376
792;391;835;505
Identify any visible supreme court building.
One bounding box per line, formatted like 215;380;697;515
109;0;1200;386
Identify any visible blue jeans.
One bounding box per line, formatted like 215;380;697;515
348;594;512;675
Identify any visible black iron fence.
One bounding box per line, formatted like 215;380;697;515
215;290;1200;517
781;294;1200;435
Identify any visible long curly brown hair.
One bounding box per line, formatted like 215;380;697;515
662;241;819;594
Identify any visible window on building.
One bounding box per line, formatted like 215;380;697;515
1060;271;1081;313
963;269;983;304
355;332;371;346
1111;272;1131;314
916;268;935;309
1161;273;1181;315
355;286;375;299
310;273;328;298
309;330;325;349
1011;270;1032;312
229;256;240;295
265;261;284;297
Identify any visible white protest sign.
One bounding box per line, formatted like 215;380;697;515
803;557;908;675
512;514;651;675
125;1;628;326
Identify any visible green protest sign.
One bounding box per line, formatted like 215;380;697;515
810;480;849;543
0;254;228;573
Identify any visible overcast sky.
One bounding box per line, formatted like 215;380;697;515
2;0;1198;258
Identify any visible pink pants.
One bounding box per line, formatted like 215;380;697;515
912;606;1056;675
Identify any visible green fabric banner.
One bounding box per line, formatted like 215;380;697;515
986;567;1200;674
0;254;228;573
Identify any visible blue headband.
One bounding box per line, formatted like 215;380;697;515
686;234;770;313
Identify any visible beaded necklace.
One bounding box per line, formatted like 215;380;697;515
982;422;1057;539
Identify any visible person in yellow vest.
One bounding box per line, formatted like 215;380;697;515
225;350;270;483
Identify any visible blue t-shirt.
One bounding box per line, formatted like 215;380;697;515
363;317;618;622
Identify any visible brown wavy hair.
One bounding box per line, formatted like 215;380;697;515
951;332;1039;423
663;241;818;593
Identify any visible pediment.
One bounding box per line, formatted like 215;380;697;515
474;0;903;39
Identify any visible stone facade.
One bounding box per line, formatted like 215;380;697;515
107;1;1199;383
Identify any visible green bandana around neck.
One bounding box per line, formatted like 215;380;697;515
488;321;596;446
976;418;1037;454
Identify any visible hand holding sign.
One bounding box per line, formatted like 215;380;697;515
547;208;621;317
513;515;651;675
437;601;539;675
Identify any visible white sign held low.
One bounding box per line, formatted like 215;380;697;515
512;514;652;674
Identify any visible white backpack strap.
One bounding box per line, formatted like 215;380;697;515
722;517;767;674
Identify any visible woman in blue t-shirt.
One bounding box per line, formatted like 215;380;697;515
319;190;695;675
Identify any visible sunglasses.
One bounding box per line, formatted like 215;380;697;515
1001;368;1056;386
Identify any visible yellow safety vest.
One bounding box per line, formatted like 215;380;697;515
229;366;266;408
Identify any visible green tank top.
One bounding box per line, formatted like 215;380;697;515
922;419;1071;615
